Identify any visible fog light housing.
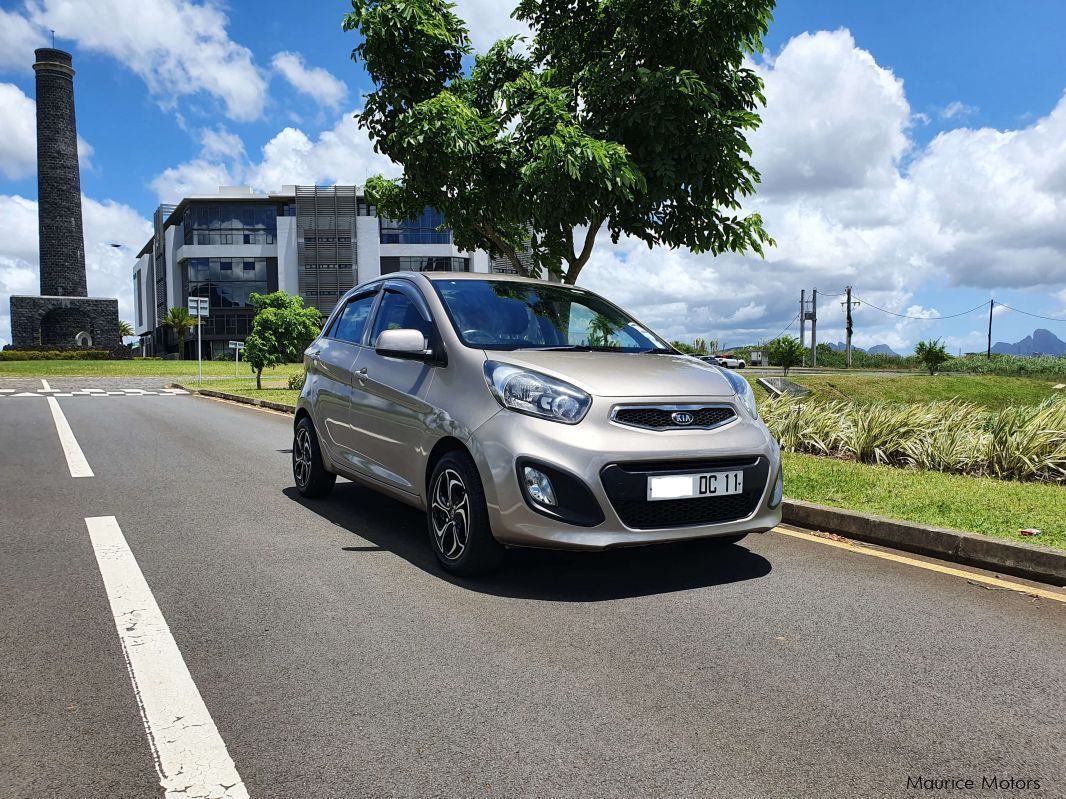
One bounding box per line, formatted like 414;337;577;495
523;466;557;507
768;467;784;509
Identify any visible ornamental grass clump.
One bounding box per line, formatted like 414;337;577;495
762;395;1066;484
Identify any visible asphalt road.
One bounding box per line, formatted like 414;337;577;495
2;378;1064;799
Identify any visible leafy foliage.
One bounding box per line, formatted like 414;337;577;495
118;320;134;337
762;396;1066;483
244;292;322;389
940;353;1066;377
161;307;198;358
343;0;775;282
767;335;805;375
914;338;950;375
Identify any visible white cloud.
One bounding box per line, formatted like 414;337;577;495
25;0;267;121
0;193;151;347
151;109;398;202
199;126;246;161
452;0;530;51
579;30;1066;352
0;83;37;179
0;7;47;72
271;51;347;109
941;100;978;119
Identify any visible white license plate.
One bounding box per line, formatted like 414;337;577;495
647;470;744;501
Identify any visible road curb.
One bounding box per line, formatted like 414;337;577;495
172;384;1064;586
782;499;1065;586
172;385;297;415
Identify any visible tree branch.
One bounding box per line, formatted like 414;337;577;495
563;216;604;284
475;222;528;277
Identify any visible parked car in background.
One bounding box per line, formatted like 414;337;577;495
293;274;782;575
699;354;747;369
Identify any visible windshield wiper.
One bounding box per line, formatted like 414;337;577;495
515;345;592;351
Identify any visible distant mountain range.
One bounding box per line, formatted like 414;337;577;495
824;341;900;357
990;329;1066;357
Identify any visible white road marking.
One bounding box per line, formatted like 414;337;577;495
85;516;249;799
0;388;15;393
41;379;51;390
46;397;93;478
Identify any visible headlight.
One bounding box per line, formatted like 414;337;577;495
484;361;592;424
722;368;758;420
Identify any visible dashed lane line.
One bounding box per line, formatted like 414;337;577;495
86;516;249;799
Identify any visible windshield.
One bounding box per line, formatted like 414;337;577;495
432;279;672;352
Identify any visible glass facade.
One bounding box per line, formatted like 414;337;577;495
379;208;451;244
380;256;470;274
185;258;269;309
183;203;278;246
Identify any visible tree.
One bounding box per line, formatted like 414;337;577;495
161;307;198;358
914;339;950;375
343;0;775;284
768;335;805;376
118;320;134;338
692;337;709;355
244;291;322;389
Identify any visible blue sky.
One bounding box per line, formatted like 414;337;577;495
2;0;1065;352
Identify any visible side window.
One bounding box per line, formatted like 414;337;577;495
370;291;434;346
331;293;376;344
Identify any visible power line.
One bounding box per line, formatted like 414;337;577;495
994;303;1066;323
851;295;989;320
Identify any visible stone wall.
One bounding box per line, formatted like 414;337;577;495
10;296;120;347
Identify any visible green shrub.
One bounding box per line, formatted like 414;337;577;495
762;395;1066;484
287;371;306;391
1;349;110;361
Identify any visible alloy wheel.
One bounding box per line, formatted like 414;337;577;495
430;468;470;560
293;428;312;488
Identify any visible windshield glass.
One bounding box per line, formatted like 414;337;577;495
432;279;672;352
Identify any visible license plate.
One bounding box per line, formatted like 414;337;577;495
647;470;744;501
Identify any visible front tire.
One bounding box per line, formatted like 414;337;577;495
293;416;336;498
428;451;504;576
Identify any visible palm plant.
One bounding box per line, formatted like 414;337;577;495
161;307;198;358
118;320;134;337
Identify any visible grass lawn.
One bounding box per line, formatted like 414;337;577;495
195;378;301;407
753;373;1061;410
0;359;304;381
783;452;1065;549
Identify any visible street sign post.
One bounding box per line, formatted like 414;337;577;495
188;297;209;385
229;340;245;377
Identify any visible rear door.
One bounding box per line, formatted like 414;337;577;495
309;288;378;463
347;282;441;496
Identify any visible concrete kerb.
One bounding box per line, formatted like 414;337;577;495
172;383;1065;586
783;499;1065;587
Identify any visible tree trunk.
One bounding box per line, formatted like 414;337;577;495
256;368;263;390
562;217;604;284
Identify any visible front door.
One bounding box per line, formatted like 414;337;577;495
311;289;377;463
348;286;440;496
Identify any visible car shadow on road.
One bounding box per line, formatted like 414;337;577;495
284;482;773;602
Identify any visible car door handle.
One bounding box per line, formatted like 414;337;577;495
355;367;368;383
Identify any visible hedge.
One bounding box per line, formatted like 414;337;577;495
1;349;110;361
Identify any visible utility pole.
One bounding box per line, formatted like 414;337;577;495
844;285;854;368
799;289;806;349
810;288;818;368
987;299;994;358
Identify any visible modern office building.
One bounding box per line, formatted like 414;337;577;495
132;185;505;358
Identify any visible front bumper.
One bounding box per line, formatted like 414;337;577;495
469;397;782;550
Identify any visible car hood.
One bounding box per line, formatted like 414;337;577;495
484;350;736;398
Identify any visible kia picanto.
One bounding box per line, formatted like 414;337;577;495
293;273;782;575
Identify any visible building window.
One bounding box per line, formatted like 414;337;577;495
379;208;452;245
134;271;142;328
184;257;269;309
380;256;470;274
183;203;278;246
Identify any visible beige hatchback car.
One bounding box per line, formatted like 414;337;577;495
293;273;782;575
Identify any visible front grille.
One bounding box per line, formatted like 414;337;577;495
601;457;768;530
609;493;761;529
612;405;735;430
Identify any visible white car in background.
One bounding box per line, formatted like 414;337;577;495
702;354;746;369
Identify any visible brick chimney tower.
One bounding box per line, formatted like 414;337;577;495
8;47;120;349
34;47;88;297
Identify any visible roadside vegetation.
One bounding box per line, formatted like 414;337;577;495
782;453;1064;549
763;397;1066;483
0;359;303;380
755;374;1062;410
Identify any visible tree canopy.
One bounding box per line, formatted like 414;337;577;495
343;0;776;283
768;335;805;376
244;291;322;389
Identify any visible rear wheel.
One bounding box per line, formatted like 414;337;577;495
428;451;504;576
293;416;336;498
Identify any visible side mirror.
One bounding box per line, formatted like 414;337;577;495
376;328;432;360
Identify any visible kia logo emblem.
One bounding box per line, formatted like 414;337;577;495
671;411;695;425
